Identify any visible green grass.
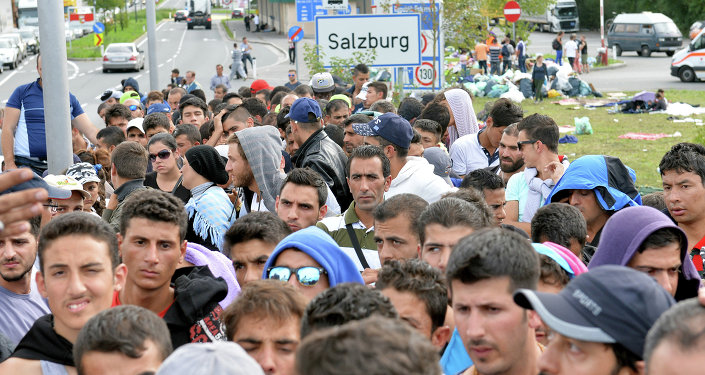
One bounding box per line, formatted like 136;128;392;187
222;19;233;39
66;8;174;59
471;90;705;189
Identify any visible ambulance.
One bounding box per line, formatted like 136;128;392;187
671;29;705;82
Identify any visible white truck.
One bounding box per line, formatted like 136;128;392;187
523;0;579;33
187;0;212;29
17;0;39;32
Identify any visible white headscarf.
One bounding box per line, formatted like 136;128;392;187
445;89;479;147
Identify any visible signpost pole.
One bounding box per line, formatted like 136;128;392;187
295;41;299;78
146;0;159;90
38;0;73;174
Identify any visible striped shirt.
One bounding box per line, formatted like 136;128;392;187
316;202;380;271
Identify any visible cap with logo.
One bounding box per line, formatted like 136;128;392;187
311;72;335;93
147;101;171;115
43;175;91;200
100;89;123;102
513;265;675;358
66;163;101;185
352;113;414;149
0;171;71;200
286;97;322;123
119;91;141;104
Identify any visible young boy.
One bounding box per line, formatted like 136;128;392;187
0;212;127;374
113;189;228;348
413;119;443;150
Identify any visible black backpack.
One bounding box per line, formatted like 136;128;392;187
552;39;561;51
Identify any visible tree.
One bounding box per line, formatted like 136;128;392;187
443;0;553;49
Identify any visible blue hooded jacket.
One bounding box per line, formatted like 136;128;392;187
545;155;642;210
262;226;364;286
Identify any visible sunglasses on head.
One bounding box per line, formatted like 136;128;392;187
128;105;139;111
148;149;172;162
267;266;327;286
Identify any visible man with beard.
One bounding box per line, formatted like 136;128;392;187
0;217;49;345
496;124;524;184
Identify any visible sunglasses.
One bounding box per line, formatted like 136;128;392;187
267;266;327;286
517;139;538;151
149;149;172;162
128;105;140;111
288;74;296;77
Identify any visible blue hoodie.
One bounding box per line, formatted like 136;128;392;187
545;155;641;210
262;226;364;286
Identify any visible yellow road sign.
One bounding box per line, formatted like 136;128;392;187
94;33;103;46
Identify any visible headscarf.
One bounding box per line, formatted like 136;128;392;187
444;89;479;147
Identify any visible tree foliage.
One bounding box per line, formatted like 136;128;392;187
443;0;552;49
302;44;377;84
576;0;704;34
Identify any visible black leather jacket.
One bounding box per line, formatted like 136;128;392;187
292;128;352;208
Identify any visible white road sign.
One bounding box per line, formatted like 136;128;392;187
315;14;421;67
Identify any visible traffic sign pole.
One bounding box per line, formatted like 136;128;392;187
288;26;304;80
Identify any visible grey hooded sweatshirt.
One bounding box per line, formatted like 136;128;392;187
236;126;286;212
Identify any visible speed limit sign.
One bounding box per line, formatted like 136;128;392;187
415;62;436;86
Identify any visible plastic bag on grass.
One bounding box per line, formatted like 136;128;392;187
574;117;593;135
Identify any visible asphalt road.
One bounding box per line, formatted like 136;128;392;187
524;30;705;91
0;2;283;127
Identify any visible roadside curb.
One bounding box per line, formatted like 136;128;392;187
223;20;288;58
67;19;169;62
591;62;626;71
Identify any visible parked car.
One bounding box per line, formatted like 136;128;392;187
0;38;20;70
174;10;188;22
690;20;705;40
0;33;26;60
102;43;145;73
231;8;244;18
19;29;38;54
671;29;705;82
608;12;682;57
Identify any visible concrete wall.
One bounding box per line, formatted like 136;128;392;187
258;0;364;38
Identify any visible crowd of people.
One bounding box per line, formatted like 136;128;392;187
0;53;703;375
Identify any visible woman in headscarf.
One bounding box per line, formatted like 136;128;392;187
181;145;236;252
432;88;479;148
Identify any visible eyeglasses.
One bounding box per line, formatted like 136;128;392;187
517;139;538;151
267;266;328;286
149;149;172;162
128;105;140;111
288;74;296;77
44;204;67;214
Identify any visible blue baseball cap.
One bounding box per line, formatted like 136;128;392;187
286;98;322;123
147;101;171;115
0;170;71;200
514;265;675;358
352;113;414;149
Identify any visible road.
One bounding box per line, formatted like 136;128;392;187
0;1;284;127
524;30;705;91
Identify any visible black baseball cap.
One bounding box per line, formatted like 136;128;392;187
514;265;675;358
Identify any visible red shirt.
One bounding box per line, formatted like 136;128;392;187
112;290;173;318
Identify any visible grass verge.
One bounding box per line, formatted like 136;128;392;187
67;8;174;59
471;90;705;189
222;19;234;39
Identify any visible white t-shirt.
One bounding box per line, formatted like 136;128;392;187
564;40;578;57
449;132;499;176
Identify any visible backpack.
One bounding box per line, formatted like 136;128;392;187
552;39;561;51
501;44;511;58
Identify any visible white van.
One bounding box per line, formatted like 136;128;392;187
671;29;705;82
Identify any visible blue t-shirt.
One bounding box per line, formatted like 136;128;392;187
6;79;84;160
0;271;50;344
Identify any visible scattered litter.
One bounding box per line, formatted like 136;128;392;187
559;125;576;133
607;92;628;99
619;133;672;141
574;117;593;135
559;135;578;144
613;119;619;122
657;103;705;117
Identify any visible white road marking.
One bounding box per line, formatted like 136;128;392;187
67;61;79;80
138;21;169;48
0;71;20;87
